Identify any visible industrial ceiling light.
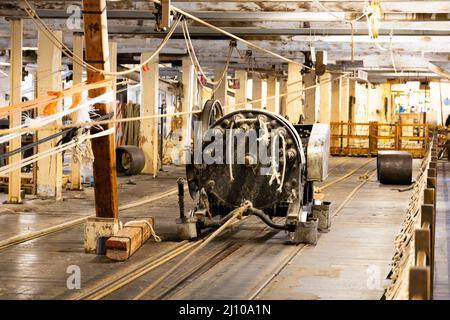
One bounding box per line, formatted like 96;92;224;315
369;0;382;39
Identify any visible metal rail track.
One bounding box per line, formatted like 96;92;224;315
73;217;261;300
0;187;181;251
72;159;376;300
0;157;358;251
248;167;378;300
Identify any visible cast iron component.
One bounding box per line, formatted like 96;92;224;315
181;101;331;243
377;150;413;185
115;145;145;176
177;178;185;219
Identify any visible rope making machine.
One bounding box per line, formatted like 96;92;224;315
177;99;332;244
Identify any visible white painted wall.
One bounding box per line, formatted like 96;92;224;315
429;81;450;125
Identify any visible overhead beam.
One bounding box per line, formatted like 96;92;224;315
2;1;449;14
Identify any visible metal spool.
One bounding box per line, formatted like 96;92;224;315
116;145;145;176
187;100;224;199
188;109;306;209
377;150;413;185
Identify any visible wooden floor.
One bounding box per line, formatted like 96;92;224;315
0;157;418;300
434;160;450;300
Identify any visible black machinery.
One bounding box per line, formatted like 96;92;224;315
178;100;331;244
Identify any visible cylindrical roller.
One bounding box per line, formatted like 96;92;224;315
377;151;412;185
116;145;145;176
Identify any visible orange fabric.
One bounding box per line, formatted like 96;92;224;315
69;93;82;122
0;79;112;118
43;91;63;116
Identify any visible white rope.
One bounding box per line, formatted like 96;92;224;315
228;121;235;181
182;19;233;94
124;220;162;243
0;91;113;145
148;0;311;69
0;128;114;175
311;0;367;25
23;0;181;77
268;133;281;186
277;134;287;193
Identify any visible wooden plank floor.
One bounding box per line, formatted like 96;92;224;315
0;157;417;299
434;160;450;300
256;159;418;300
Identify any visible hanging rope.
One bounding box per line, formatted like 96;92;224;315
0;73;351;136
23;0;182;77
0;91;113;145
0;128;114;176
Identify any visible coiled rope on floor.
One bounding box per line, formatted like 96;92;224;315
132;202;251;300
384;145;433;299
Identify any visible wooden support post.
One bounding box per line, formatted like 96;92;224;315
340;77;350;123
331;75;341;123
7;19;23;204
424;188;435;207
82;0;118;219
409;267;430;300
213;66;227;106
140;52;159;175
161;0;171;29
182;56;195;160
266;77;277;113
421;203;435;298
109;41;117;119
234;70;248;110
415;229;431;266
286;63;302;123
70;33;84;191
279;78;287;116
319;72;332;124
348;79;356;123
36;30;63;200
252;75;263;109
369;121;378;156
304;71;318;124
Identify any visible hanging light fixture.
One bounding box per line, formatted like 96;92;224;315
369;0;382;39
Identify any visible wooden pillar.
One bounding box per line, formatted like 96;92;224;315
82;0;118;219
331;75;341;122
252;75;263;109
340;77;350;123
36;30;63;200
319;72;332;124
279;78;287;116
7;19;23;204
234;69;248;110
348;79;357;122
304;71;318;124
213;67;227;106
70;33;84;191
109;41;117;118
182;56;195;156
266;76;277;113
286;63;302;124
140;53;159;175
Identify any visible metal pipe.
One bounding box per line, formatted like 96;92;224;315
247;207;289;230
177;177;185;219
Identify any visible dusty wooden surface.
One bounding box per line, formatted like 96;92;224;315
0;158;417;299
434;160;450;300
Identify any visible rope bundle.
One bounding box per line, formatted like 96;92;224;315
384;146;433;299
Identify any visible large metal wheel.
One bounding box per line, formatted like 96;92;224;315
116;145;145;176
187;100;224;199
